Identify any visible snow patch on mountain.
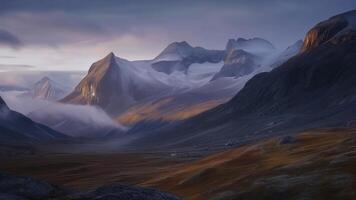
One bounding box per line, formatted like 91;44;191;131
226;37;275;54
153;41;193;62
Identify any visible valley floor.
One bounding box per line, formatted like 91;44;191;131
0;152;191;190
1;128;356;200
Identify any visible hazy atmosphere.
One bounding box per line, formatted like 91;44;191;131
0;0;355;71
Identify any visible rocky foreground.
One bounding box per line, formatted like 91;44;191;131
0;172;181;200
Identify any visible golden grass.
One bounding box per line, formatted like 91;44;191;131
142;128;356;200
117;98;228;125
1;128;355;200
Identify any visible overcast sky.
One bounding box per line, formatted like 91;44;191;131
0;0;355;71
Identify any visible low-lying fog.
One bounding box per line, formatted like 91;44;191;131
0;70;127;138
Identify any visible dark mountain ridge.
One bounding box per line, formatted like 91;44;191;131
0;96;66;143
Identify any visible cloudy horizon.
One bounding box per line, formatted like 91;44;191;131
0;0;355;71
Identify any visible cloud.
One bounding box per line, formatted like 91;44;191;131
0;64;34;70
0;91;126;137
0;56;15;58
0;0;355;70
0;29;23;49
1;0;355;50
0;70;85;89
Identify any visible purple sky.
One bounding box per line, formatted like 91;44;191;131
0;0;355;71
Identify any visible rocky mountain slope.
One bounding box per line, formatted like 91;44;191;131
61;35;299;127
211;49;261;80
61;48;225;116
125;10;356;149
61;53;168;115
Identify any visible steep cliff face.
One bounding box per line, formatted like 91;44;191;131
211;37;276;81
211;49;260;80
82;53;122;106
301;10;356;52
62;53;136;114
225;37;275;54
61;52;174;115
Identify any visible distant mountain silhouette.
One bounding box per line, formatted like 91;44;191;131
30;77;66;100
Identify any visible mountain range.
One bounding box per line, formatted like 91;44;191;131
21;76;68;100
60;37;300;129
4;10;355;150
124;10;356;150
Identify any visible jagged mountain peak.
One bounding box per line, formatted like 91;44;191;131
226;37;275;53
88;52;121;75
169;41;192;48
103;51;118;63
32;76;66;100
154;41;194;61
236;37;271;43
107;51;116;57
39;76;51;82
152;41;224;74
165;41;192;50
103;51;117;62
211;48;260;80
62;51;160;114
301;10;356;52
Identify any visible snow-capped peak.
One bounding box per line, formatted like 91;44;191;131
154;41;194;61
225;37;275;54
